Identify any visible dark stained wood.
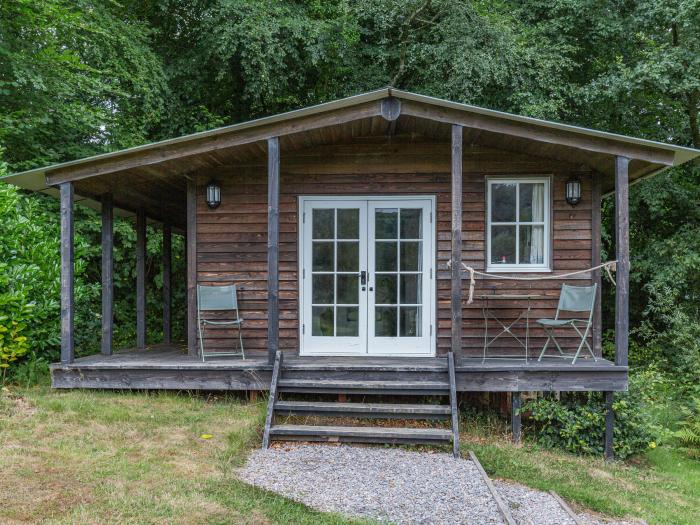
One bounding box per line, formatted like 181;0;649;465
187;179;198;356
512;392;521;444
448;351;460;457
451;125;464;362
136;209;147;349
267;137;280;365
262;350;283;449
591;175;602;355
605;391;614;461
60;182;74;364
269;424;452;445
162;223;172;344
101;193;114;355
615;156;630;367
274;400;450;419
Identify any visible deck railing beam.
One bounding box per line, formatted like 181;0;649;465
186;179;197;357
614;156;630;367
451;124;463;363
136;208;147;348
162;223;172;344
101;193;114;355
267;137;280;366
60;182;75;364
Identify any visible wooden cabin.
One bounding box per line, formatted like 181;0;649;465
5;88;699;453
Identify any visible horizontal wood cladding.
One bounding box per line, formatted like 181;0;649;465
195;141;595;358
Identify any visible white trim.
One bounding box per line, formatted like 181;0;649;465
486;176;551;273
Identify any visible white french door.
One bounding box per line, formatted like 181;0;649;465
300;197;434;356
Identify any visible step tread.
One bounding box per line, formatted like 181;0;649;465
277;379;449;389
269;424;452;440
275;400;451;415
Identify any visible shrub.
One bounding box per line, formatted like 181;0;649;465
674;397;700;459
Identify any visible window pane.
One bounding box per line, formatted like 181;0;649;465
491;225;516;264
312;242;334;271
313;209;334;239
400;274;421;304
400;242;421;271
336;307;359;336
400;307;422;337
400;209;422;239
375;274;397;304
312;306;334;336
375;208;398;239
312;274;334;304
520;183;545;222
375;242;397;271
491;183;516;222
337;209;359;239
337;242;359;271
519;225;545;264
337;274;359;304
375;307;397;337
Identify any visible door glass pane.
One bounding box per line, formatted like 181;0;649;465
312;306;334;336
400;209;422;239
312;274;334;304
400;242;421;271
491;183;516;222
375;274;397;304
337;274;358;304
400;274;421;304
336;307;359;336
375;307;397;337
313;209;334;239
491;225;516;264
337;209;359;239
375;242;397;271
312;242;334;271
375;209;398;239
400;307;422;337
337;242;359;271
519;225;544;264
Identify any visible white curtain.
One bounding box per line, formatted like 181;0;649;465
529;184;545;264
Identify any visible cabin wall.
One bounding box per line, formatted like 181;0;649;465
195;140;595;358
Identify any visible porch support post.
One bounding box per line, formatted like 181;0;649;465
162;223;171;344
60;182;74;364
451;124;463;363
136;208;147;349
605;391;614;461
101;193;114;355
186;179;198;357
511;392;522;444
267;136;280;366
614;156;630;367
591;175;602;356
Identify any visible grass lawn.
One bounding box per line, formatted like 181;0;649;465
2;387;698;525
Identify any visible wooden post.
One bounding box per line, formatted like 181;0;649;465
101;193;114;355
186;179;198;357
512;392;522;444
451;125;463;363
267;137;280;366
136;209;147;349
605;391;614;460
60;182;74;364
615;156;630;367
591;175;602;356
162;223;171;345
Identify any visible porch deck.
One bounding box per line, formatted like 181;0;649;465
50;344;627;392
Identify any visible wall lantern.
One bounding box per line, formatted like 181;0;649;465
565;175;582;206
206;181;221;209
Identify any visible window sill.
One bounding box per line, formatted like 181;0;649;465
485;266;552;274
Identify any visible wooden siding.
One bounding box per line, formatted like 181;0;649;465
195;139;595;358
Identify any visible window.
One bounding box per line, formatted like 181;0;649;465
487;177;550;271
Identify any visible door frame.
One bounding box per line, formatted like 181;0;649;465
298;195;437;357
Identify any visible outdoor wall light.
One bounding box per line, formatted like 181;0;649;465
206;181;221;209
565;175;582;206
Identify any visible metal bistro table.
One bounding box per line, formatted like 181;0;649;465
477;294;543;362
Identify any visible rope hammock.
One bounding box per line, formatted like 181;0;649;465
446;260;618;304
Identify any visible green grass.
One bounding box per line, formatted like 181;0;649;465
2;387;698;525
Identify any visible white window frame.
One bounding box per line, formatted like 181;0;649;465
486;176;551;273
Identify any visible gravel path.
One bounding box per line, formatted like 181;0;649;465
238;444;504;524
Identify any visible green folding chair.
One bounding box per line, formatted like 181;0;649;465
536;283;597;364
197;284;245;361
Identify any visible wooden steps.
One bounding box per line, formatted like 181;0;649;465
262;351;460;453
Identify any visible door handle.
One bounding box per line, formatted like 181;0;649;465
360;271;367;288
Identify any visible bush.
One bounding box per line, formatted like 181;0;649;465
524;375;656;459
675;397;700;459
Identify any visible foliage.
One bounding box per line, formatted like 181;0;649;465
675;397;700;458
